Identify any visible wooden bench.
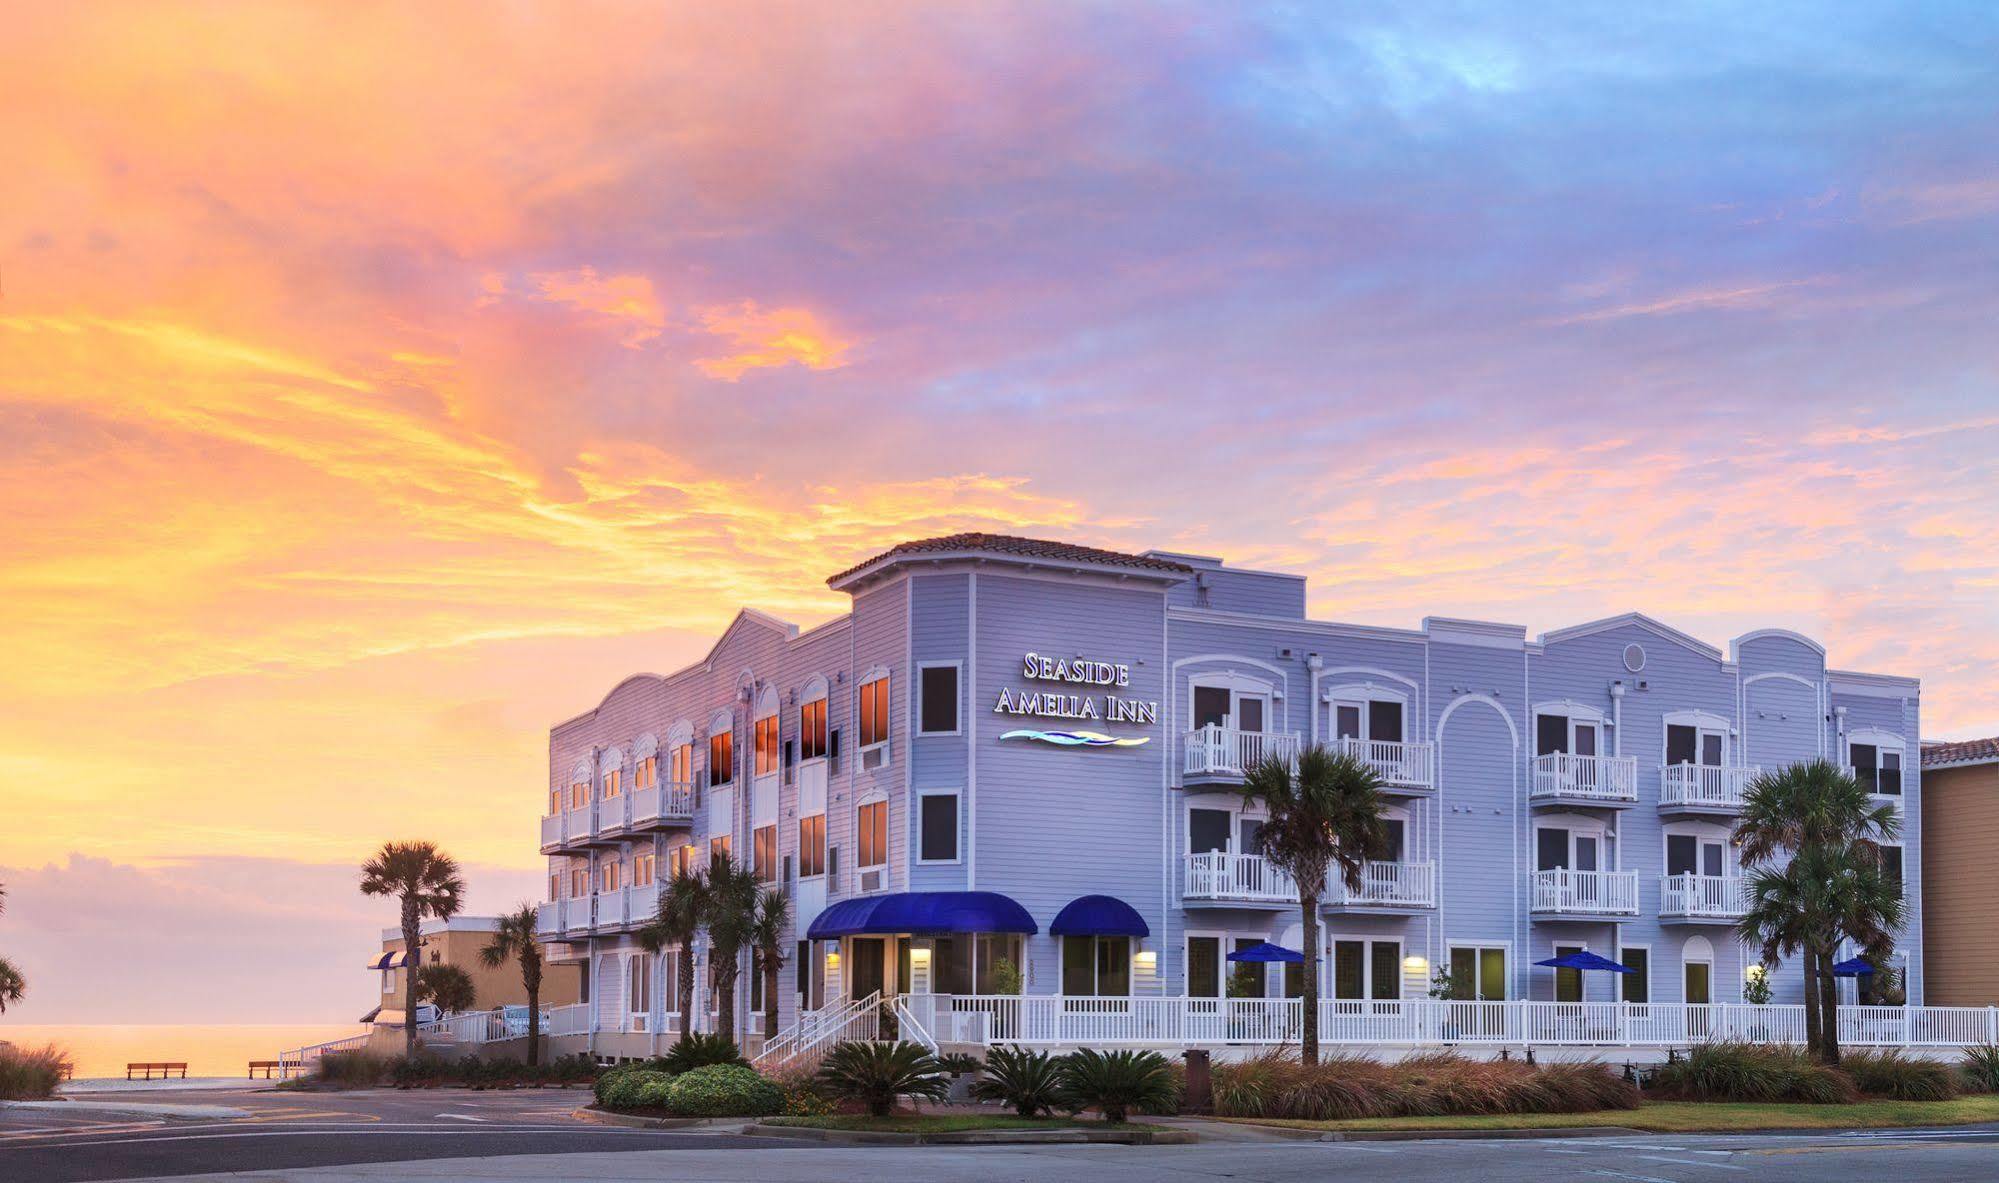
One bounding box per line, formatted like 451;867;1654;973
127;1061;188;1081
247;1060;286;1079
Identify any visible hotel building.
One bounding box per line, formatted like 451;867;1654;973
535;534;1924;1057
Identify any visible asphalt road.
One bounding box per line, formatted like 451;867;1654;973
11;1088;1999;1183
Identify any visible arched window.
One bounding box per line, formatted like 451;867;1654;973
799;676;830;762
599;747;625;799
753;686;781;778
707;709;735;787
633;733;659;790
665;720;694;785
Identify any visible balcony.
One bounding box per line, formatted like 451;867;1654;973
625;781;697;831
1182;726;1303;781
1183;851;1296;906
539;809;593;854
1529;868;1639;917
1326;860;1437;909
1331;738;1436;791
1659;763;1760;813
1530;754;1638;807
535;899;592;938
1659;873;1748;922
535;900;564;937
593;890;630;930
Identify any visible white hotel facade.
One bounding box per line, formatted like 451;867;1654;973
525;534;1950;1060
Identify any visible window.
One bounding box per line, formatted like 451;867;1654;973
1192;681;1269;733
668;742;692;785
602;768;622;799
1447;945;1507;1000
709;835;731;868
859;675;890;748
668;844;694;879
919;792;959;862
1187;935;1223;997
708;730;734;785
800;697;828;760
1851;741;1903;796
548;873;557;901
753;824;777;883
1062;936;1131;996
1232;937;1268;997
1666;722;1726;767
634;851;656;887
570;781;588;810
1870;843;1905;895
628;953;652;1017
754;714;780;777
599;860;621;893
857;800;888;868
1666;833;1726;878
919;665;960;734
1537;712;1601;757
1621;947;1650;1003
1536;826;1601;873
798;814;826;878
1331;695;1405;744
548;788;561;816
1331;939;1402;1000
635;755;657;789
569;867;587;898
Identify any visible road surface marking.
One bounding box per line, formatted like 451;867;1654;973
437;1113;489;1122
1637;1155;1745;1170
1585;1170;1678;1183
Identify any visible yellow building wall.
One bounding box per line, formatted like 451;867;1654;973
378;930;583;1012
1922;762;1999;1005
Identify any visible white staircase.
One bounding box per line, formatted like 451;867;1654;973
750;991;882;1073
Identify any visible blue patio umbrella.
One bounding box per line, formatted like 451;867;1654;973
1227;941;1304;963
1831;958;1876;977
1535;950;1634;974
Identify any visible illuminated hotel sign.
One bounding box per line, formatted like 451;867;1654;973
993;651;1158;747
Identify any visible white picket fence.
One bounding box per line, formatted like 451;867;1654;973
896;996;1999;1049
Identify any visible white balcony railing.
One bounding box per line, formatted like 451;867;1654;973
540;813;565;848
1529;868;1639;915
535;900;564;937
1659;873;1748;919
1531;753;1639;803
1332;738;1436;789
1183;851;1296;904
1327;860;1437;908
1659;763;1760;810
1182;726;1303;778
594;891;629;929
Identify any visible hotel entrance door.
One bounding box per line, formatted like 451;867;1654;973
850;937;886;1001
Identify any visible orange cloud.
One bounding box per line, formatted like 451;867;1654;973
693;300;855;380
526;268;668;347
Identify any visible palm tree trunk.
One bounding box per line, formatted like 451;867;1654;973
718;960;738;1042
525;963;541;1068
401;899;421;1060
1299;891;1321;1065
1800;945;1822;1060
1819;948;1842;1066
763;956;779;1039
678;947;696;1037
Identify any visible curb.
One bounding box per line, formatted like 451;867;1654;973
746;1122;1196;1145
573;1108;719;1130
1310;1125;1641;1142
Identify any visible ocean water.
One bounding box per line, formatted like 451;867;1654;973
0;1023;367;1080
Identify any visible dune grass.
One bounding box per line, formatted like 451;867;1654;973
1230;1093;1999;1133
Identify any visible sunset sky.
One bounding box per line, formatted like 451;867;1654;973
2;4;1996;1023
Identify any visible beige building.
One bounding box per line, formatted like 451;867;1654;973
368;916;582;1024
1921;737;1999;1005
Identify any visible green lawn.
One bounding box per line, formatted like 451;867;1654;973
1231;1094;1999;1134
764;1114;1095;1133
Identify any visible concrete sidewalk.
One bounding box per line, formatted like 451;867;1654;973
2;1098;252;1120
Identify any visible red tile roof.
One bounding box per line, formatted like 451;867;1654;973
1923;736;1999;768
827;533;1193;587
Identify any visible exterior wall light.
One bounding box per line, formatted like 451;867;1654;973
1403;955;1428;974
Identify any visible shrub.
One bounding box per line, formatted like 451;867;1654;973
665;1063;784;1117
657;1033;748;1074
1059;1048;1176;1124
0;1043;72;1100
765;1060;838;1117
316;1050;394;1087
1962;1044;1999;1093
1842;1049;1958;1102
817;1041;951;1118
972;1045;1066;1117
934;1052;984;1076
989;957;1023;996
593;1064;636;1106
601;1069;675;1110
1650;1042;1858;1105
1210;1050;1636;1120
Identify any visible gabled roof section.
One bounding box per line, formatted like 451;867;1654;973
1925;736;1999;769
701;607;798;665
827;533;1194;591
1538;612;1723;662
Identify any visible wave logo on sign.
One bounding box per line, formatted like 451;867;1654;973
999;729;1150;748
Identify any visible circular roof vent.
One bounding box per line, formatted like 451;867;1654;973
1623;643;1647;673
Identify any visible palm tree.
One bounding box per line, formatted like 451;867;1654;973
748;889;792;1041
1734;759;1900;1064
702;860;763;1044
639;867;709;1035
0;879;18;1012
415;963;477;1015
360;841;466;1058
480;904;546;1065
1237;746;1387;1064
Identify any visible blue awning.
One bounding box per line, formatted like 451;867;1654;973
1832;958;1876;977
806;891;1038;939
1227;941;1302;964
1050;895;1150;938
365;951;411;971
